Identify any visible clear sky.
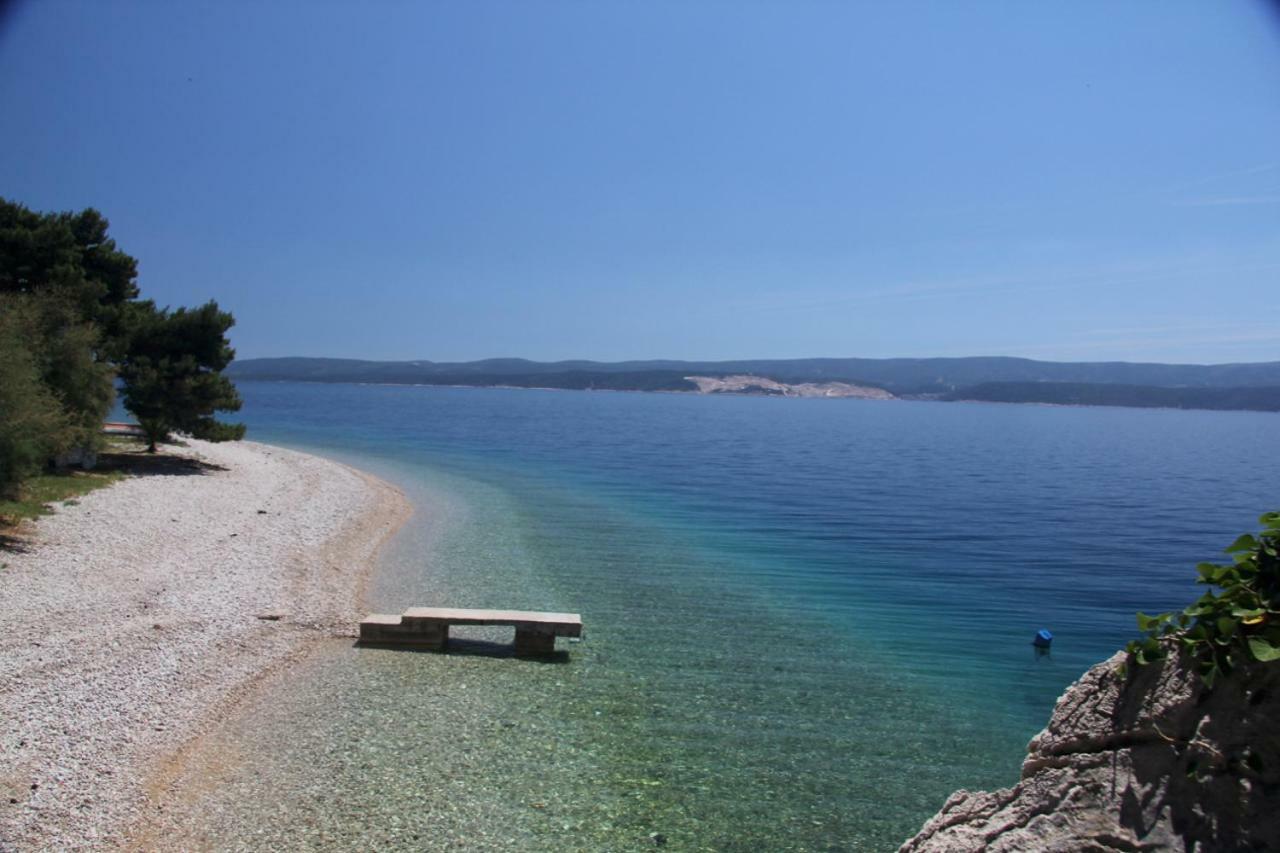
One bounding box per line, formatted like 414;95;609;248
2;1;1278;364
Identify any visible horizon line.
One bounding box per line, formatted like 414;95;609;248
231;353;1280;368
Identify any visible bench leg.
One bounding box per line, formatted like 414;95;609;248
419;622;450;648
365;621;446;650
513;629;555;656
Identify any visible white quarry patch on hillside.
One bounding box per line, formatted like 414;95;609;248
685;374;895;399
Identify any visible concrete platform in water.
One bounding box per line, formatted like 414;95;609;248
358;607;583;655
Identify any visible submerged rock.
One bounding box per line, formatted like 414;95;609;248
901;649;1280;851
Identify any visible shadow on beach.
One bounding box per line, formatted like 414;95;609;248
96;448;229;478
0;533;33;554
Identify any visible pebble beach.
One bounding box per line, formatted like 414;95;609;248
0;438;411;850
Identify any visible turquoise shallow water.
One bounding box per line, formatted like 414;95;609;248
166;383;1279;850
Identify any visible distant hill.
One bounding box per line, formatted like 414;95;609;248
228;355;1280;397
944;382;1280;412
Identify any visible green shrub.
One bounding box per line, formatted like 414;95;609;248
1127;511;1280;686
0;303;71;497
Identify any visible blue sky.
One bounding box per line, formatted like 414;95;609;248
1;1;1278;364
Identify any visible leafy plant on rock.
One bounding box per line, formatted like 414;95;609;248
1127;511;1280;686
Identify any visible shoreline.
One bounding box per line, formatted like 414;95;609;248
231;378;1280;414
0;438;412;850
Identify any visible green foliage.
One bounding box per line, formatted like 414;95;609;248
119;301;246;451
0;290;117;495
0;198;140;359
0;301;72;497
1126;512;1280;686
0;198;128;482
1;196;245;500
20;291;116;452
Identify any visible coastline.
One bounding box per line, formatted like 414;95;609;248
0;438;412;850
232;378;1280;414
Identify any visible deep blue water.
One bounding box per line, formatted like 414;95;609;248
184;382;1280;849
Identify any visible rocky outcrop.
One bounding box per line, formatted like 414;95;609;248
901;650;1280;852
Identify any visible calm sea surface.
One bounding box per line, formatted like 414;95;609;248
169;382;1279;851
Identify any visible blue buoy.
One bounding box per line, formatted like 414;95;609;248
1032;629;1053;655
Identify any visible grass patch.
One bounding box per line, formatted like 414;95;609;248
0;468;127;528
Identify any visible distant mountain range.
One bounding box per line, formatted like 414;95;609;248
227;356;1280;412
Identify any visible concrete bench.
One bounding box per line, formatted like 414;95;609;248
359;607;583;656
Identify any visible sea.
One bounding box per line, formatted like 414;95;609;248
157;382;1280;851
